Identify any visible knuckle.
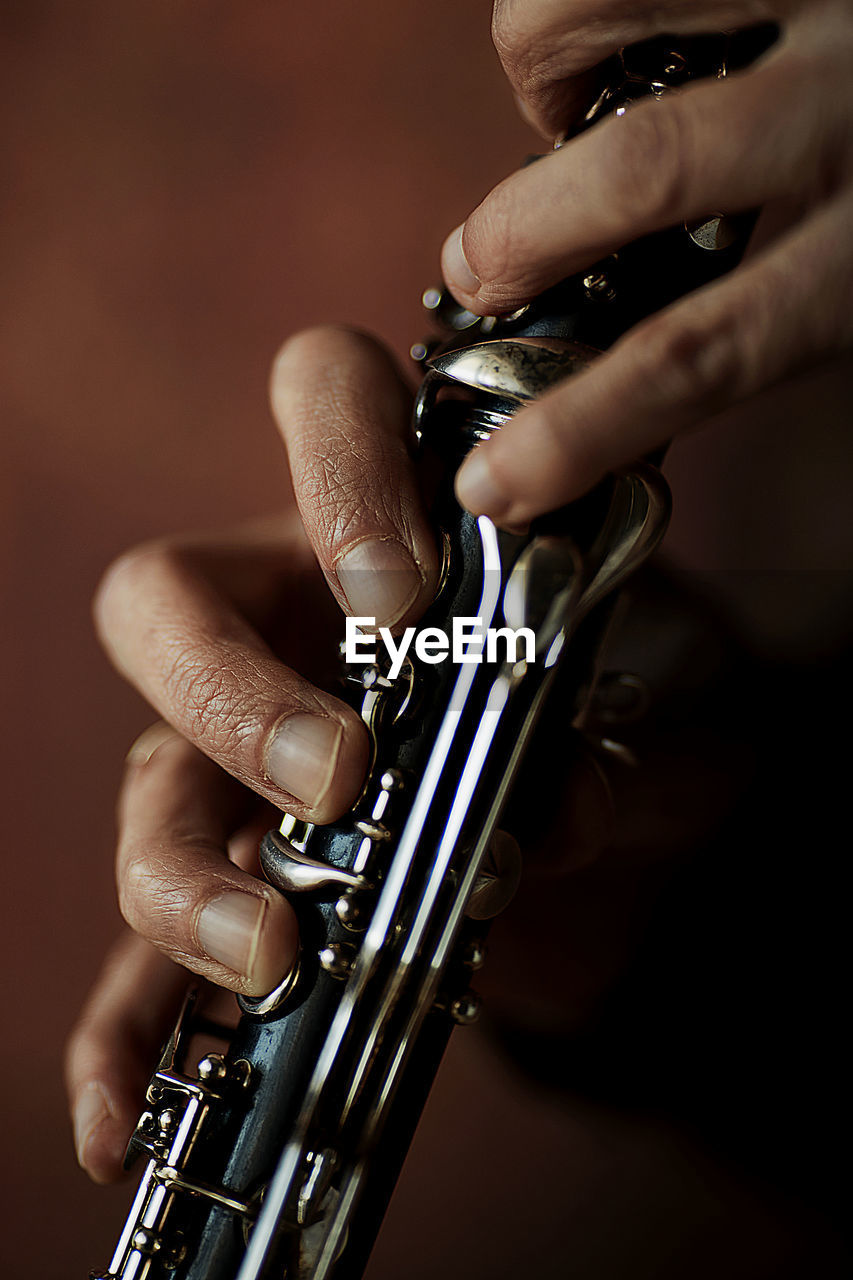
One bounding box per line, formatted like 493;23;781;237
118;846;196;942
464;185;538;308
491;0;527;74
536;395;595;485
633;307;741;408
297;450;367;552
291;402;412;562
117;849;157;933
275;329;416;557
603;103;692;228
161;644;255;757
528;394;602;502
491;0;587;91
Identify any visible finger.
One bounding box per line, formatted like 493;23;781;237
492;0;782;137
65;932;190;1183
442;48;828;314
116;726;299;997
271;326;441;631
455;193;853;524
94;533;370;824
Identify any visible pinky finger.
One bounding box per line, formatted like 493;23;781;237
65;932;190;1183
455;195;853;526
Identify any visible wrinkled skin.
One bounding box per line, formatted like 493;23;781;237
66;0;853;1194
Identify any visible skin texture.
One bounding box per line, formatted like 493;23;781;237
66;0;852;1188
442;0;853;527
89;327;443;984
63;322;620;1184
65;329;444;1180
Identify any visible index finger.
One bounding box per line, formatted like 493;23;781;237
442;48;809;316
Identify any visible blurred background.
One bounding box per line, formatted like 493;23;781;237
1;3;850;1277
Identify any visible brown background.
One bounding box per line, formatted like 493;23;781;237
1;4;850;1277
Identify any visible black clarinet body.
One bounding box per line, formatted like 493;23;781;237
92;28;777;1280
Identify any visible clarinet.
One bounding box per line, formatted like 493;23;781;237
92;28;776;1280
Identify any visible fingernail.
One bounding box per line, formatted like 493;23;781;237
455;447;508;517
442;223;480;298
197;891;266;978
265;713;342;807
74;1082;110;1168
125;720;178;767
336;538;423;628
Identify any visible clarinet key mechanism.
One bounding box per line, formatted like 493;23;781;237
92;28;777;1280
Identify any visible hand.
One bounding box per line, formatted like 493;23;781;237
92;327;442;992
442;0;853;527
65;327;442;1180
64;320;624;1183
63;327;752;1185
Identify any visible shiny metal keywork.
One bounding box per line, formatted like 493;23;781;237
94;991;255;1280
233;334;670;1280
90;26;779;1279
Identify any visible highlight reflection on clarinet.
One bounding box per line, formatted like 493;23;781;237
88;32;780;1280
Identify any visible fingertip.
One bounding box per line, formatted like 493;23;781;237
264;708;369;823
246;893;301;998
74;1082;129;1184
454;445;510;521
326;710;372;817
269;324;349;411
456;381;612;527
83;1117;134;1185
192;887;300;997
303;707;371;825
334;537;425;631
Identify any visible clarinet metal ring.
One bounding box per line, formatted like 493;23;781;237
237;950;302;1019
